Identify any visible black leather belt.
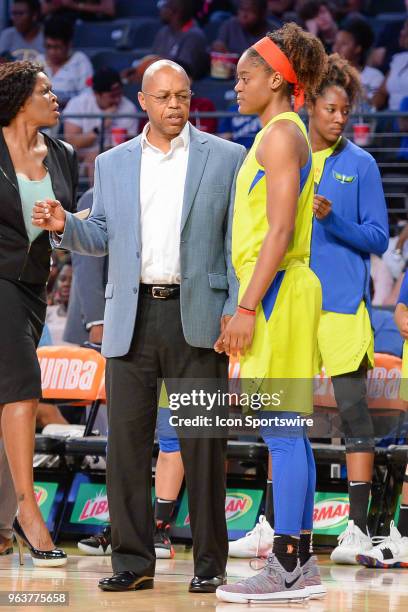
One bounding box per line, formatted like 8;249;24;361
140;284;180;299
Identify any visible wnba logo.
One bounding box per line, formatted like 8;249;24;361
39;358;98;391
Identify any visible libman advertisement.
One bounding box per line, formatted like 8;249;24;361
34;482;59;522
175;488;263;536
69;483;155;526
313;492;350;535
70;484;110;525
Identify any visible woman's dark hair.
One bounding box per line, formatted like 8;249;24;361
298;0;331;22
0;61;43;126
44;16;75;44
247;22;328;101
13;0;41;14
341;18;375;65
311;53;362;107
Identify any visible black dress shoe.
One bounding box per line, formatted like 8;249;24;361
189;574;226;593
98;571;154;592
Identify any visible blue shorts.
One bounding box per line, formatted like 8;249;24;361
157;408;180;453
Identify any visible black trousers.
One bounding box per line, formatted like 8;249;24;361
105;292;228;577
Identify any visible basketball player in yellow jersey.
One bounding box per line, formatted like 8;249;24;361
216;24;328;604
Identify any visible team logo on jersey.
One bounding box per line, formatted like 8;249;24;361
332;171;356;184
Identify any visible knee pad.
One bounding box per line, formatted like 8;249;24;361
344;436;375;453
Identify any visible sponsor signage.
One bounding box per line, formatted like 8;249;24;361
230;353;406;411
37;346;106;401
175;488;263;537
69;483;155;525
313;492;350;535
394;495;402;525
34;482;59;522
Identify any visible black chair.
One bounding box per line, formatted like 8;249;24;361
73;20;133;49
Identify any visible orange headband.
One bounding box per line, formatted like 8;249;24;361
251;37;305;112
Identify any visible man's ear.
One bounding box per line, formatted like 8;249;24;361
138;91;147;111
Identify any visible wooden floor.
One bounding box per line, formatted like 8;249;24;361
1;545;408;611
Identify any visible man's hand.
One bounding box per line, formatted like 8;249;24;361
313;194;332;220
214;315;232;353
214;312;255;357
89;324;103;345
32;199;66;233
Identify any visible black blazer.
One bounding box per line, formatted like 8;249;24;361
0;128;78;285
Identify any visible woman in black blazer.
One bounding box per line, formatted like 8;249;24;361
0;61;77;566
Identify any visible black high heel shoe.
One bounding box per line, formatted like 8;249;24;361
13;518;67;567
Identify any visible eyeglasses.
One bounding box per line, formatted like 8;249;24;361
142;91;193;105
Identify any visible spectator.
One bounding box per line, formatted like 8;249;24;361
45;263;72;345
63;67;138;184
298;0;338;52
194;0;235;24
40;0;115;21
268;1;294;20
372;19;408;110
182;64;218;133
330;0;365;20
368;0;407;72
333;18;383;102
371;254;395;305
213;0;271;55
219;103;261;147
39;16;93;109
397;95;408;160
366;0;406;15
0;0;44;61
152;0;209;79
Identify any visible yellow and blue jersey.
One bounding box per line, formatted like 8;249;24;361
232;112;321;411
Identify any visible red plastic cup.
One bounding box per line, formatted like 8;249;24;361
111;127;127;146
210;52;239;79
353;123;370;147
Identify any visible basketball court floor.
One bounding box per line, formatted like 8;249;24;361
1;545;407;611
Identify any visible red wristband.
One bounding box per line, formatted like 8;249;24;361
237;306;256;317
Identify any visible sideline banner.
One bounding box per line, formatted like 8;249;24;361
230;353;406;411
37;345;106;401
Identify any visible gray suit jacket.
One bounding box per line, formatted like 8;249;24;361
53;124;246;358
63;188;108;345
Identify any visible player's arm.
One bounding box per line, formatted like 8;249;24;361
238;121;301;310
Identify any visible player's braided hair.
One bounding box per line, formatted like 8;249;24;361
312;53;363;107
247;22;328;101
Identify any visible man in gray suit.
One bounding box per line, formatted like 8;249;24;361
33;60;246;593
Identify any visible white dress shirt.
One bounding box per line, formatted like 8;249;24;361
139;121;190;284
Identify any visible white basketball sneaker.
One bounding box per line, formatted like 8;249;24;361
228;515;274;558
356;521;408;568
330;520;372;565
